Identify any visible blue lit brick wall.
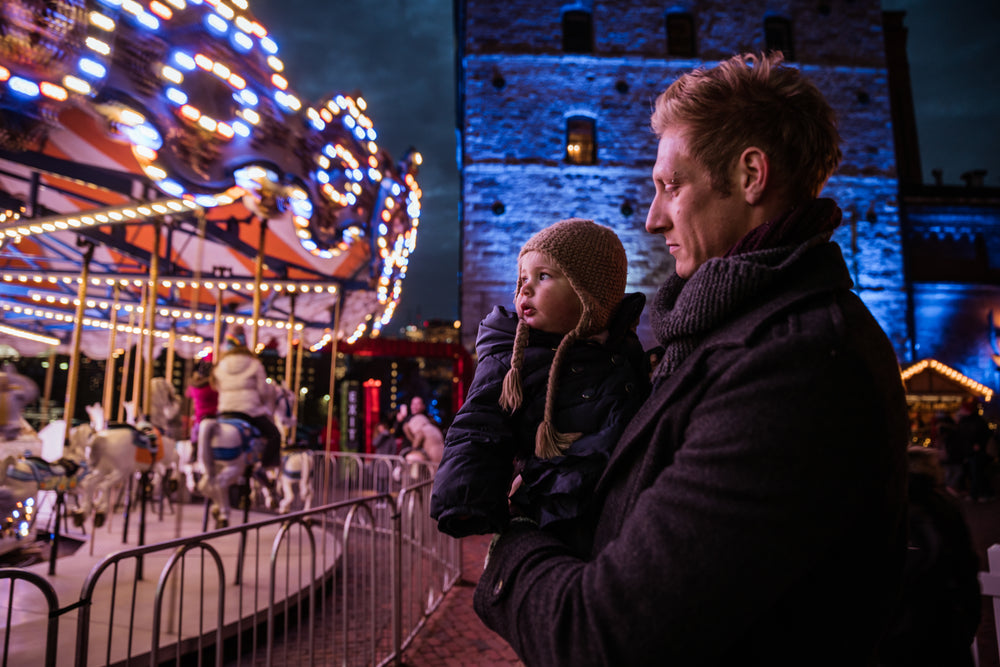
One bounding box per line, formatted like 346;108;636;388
459;0;909;359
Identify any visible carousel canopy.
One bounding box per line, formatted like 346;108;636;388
0;0;423;360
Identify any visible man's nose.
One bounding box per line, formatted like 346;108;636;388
645;198;663;233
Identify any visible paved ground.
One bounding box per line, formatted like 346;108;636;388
403;534;522;666
961;495;1000;667
404;494;1000;667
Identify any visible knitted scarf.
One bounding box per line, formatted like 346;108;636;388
650;198;843;382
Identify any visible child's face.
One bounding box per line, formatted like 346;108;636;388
516;250;582;335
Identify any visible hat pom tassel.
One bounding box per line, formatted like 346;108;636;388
499;366;523;413
534;420;579;459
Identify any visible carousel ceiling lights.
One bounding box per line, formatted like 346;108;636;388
22;292;306;331
2;270;341;295
0;199;200;241
0;0;420;338
0;323;60;346
1;300;203;343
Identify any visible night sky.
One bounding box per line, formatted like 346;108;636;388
249;0;1000;327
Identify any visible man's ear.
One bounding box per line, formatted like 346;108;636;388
738;147;768;205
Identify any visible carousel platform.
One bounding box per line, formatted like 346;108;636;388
2;491;339;666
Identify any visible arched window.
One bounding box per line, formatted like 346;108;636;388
764;16;795;61
562;9;593;54
565;116;596;165
665;11;696;57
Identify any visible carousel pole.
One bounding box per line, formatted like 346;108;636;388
102;284;121;425
285;293;297;443
284;292;296;389
165;321;176;385
63;242;95;444
55;240;95;576
324;290;342;452
118;304;138;424
130;284;146;421
41;347;55;425
251;217;268;350
292;321;305;446
213;286;224;363
143;218;162;417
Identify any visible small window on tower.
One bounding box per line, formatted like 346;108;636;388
764;16;795;61
566;116;596;165
562;9;593;54
666;12;696;57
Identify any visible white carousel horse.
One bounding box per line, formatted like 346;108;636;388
145;378;186;499
276;448;313;514
71;401;163;528
271;381;297;446
0;423;92;515
0;362;39;442
196;381;283;527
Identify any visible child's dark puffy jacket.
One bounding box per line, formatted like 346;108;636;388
430;293;650;550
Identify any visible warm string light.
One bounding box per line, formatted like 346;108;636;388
1;271;340;295
0;302;203;342
901;358;994;402
0;323;60;346
0;199;199;242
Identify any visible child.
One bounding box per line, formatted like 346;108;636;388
430;218;650;555
186;357;218;445
212;324;282;467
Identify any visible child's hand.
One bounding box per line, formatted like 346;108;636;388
508;474;523;498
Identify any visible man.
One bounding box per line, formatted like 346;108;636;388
473;52;909;666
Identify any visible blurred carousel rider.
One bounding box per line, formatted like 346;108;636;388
186;356;218;445
212;324;281;467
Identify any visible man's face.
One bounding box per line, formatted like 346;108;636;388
409;396;425;414
645;129;753;278
516;250;582;335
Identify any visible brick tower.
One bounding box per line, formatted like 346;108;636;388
456;0;909;357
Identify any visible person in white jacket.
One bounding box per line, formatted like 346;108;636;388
212;324;281;467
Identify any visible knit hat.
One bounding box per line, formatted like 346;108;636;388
498;218;628;459
224;324;248;351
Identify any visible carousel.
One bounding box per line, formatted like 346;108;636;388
0;0;423;559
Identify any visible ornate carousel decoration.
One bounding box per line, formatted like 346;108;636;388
0;0;422;341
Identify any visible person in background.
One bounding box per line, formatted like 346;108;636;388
400;395;444;465
186;357;218;447
472;52;909;666
212;324;281;468
431;218;649;556
879;446;981;667
372;416;399;456
956;397;996;503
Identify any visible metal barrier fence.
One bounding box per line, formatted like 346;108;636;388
0;452;460;667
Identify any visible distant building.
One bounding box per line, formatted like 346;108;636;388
456;0;1000;400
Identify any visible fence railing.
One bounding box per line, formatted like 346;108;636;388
0;452;460;667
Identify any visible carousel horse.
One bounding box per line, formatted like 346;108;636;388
71;401;164;528
276;448;313;514
0;363;39;442
146;378;185;499
197;381;283;528
271;381;297;446
0;423;93;521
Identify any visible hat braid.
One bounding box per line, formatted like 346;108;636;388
535;330;582;459
499;319;530;413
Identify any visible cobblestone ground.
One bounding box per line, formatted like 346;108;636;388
961;493;1000;667
232;476;999;667
402;534;522;667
